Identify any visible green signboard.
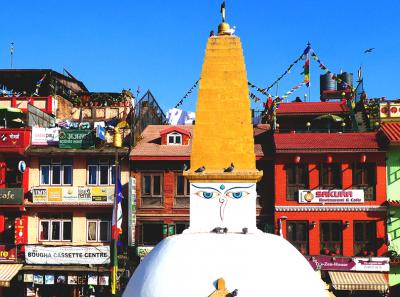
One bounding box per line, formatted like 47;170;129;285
0;188;23;205
59;129;95;149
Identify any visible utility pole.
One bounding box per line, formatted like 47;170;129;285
111;149;119;295
10;42;14;69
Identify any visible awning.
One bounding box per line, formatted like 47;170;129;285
0;264;23;287
329;271;388;292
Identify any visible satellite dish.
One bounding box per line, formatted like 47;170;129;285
18;160;26;173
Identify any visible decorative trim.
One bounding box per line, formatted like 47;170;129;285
275;205;387;212
183;170;263;182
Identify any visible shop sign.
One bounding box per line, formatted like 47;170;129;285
0;131;24;148
299;189;364;203
128;177;137;247
31;127;60;145
0;188;23;205
25;245;110;265
307;256;390;272
88;273;98;285
353;257;390;272
137;246;154;258
59;129;95;149
26;286;35;297
31;186;114;203
24;274;33;283
380;103;400;119
0;246;16;262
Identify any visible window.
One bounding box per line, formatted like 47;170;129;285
353;163;376;200
320;221;342;256
167;132;182;145
354;221;377;256
320;163;341;189
256;179;264;207
5;160;22;188
39;218;72;241
141;173;163;207
87;219;111;242
40;160;72;186
87;160;116;186
286;164;309;201
174;174;190;208
139;222;164;245
287;221;309;255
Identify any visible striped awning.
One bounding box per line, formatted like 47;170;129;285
0;264;23;287
329;271;388;292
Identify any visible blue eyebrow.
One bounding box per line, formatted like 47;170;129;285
225;185;255;192
192;185;221;193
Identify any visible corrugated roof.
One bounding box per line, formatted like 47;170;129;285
130;124;271;159
277;100;349;115
380;122;400;144
274;132;379;152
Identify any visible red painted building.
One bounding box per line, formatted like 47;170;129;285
0;128;31;297
274;131;389;295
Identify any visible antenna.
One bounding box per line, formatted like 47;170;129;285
10;42;14;69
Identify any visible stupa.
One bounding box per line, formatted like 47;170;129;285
123;3;326;297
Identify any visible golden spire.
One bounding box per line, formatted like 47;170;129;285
184;7;262;182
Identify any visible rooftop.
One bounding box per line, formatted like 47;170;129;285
276;100;349;115
130;124;271;160
379;122;400;145
274;132;380;152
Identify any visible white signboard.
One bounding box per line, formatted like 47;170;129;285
299;189;364;203
353;257;390;272
25;245;110;265
31;127;60;145
31;186;114;203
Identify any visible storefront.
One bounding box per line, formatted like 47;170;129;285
23;245;110;297
307;255;389;296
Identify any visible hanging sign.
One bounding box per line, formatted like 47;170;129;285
25;245;110;265
18;160;26;173
14;218;26;245
0;131;24;148
298;189;364;203
59;129;95;149
31;127;60;145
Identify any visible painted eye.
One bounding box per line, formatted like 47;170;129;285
195;191;219;199
225;191;250;199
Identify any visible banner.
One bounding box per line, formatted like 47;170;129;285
308;256;389;272
299;189;364;203
59;129;95;149
31;186;114;203
31;127;60;145
25;245;110;265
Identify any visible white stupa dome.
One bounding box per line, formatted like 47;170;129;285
123;232;326;297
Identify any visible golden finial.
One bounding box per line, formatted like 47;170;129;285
218;1;231;35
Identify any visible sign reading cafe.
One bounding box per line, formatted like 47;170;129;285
299;189;364;203
25;246;110;265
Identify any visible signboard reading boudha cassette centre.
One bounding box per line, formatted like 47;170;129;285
25;246;110;265
299;189;364;203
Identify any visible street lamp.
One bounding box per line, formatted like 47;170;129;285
306;122;311;131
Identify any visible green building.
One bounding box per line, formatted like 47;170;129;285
380;121;400;295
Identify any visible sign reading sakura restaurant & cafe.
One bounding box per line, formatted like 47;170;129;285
299;189;364;204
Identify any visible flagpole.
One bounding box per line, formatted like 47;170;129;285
307;42;311;102
111;149;119;295
10;42;14;69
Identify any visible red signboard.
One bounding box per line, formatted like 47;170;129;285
0;246;16;262
15;218;25;245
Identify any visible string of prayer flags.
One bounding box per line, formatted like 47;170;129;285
174;80;199;108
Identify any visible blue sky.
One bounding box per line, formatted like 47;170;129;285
1;0;399;113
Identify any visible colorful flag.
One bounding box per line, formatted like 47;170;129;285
33;74;46;96
112;179;123;242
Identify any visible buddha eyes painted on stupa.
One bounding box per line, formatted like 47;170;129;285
192;184;253;200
